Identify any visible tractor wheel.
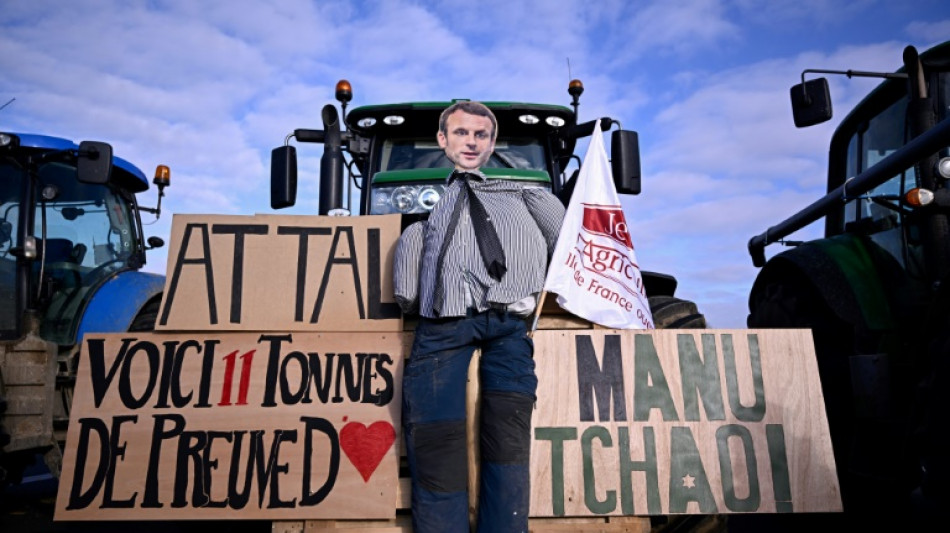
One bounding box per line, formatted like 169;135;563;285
649;295;707;328
129;296;161;332
739;271;910;531
747;273;854;476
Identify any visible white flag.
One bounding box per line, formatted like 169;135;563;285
543;120;654;329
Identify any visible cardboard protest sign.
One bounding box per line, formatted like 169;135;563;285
528;329;841;516
155;214;403;332
55;331;408;521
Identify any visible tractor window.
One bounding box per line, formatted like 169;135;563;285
489;140;546;170
843;91;919;272
34;162;136;268
33;162;138;344
379;138;546;172
381;140;448;170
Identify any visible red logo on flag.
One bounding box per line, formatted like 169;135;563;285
581;204;633;249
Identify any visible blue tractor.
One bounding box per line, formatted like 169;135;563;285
0;132;169;485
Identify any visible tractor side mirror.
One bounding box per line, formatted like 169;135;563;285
77;141;113;185
271;145;298;209
611;130;641;195
790;77;833;127
147;236;165;250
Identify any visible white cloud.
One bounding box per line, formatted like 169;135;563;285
2;0;943;329
610;0;740;62
905;18;950;45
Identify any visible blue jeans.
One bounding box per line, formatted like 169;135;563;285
402;309;538;533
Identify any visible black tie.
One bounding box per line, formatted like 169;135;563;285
433;172;507;313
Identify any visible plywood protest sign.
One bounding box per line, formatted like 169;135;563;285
55;331;408;521
528;328;841;516
155;214;403;332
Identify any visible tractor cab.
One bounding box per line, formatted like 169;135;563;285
270;80;642;220
0;133;168;345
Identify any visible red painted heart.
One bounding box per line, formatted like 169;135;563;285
339;421;396;482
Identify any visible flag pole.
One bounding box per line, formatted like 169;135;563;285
529;290;548;337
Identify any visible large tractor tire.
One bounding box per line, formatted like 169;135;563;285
649;295;707;329
737;270;911;532
129;295;161;332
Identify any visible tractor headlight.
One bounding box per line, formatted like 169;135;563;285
392;186;416;212
417;187;439;210
0;133;19;149
371;184;445;215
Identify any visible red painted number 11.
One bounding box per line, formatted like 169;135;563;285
219;349;255;405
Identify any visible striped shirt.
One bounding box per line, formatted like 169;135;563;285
393;170;565;318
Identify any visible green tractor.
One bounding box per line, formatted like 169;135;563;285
270;80;707;330
746;41;950;530
269;80;714;532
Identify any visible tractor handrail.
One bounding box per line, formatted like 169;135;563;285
749;117;950;267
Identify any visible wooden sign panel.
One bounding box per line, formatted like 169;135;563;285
155;214;403;332
55;328;839;521
529;329;841;516
55;331;407;521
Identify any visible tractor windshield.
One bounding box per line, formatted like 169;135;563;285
369;137;551;216
0;159;139;344
378;138;547;172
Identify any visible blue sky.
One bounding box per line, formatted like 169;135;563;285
2;0;949;328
